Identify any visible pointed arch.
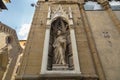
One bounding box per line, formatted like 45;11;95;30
47;17;74;70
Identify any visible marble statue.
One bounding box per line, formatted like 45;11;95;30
53;30;66;65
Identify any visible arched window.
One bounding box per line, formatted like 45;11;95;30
6;36;13;44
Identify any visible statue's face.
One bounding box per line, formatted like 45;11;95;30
57;30;61;35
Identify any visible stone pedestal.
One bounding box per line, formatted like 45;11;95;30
52;64;68;70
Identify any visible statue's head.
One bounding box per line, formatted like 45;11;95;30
57;30;62;35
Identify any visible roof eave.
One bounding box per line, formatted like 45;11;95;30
0;0;7;9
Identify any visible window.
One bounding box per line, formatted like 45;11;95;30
6;36;13;44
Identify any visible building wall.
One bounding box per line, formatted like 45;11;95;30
17;2;47;76
86;11;120;80
72;4;96;76
16;0;120;80
0;32;8;79
114;11;120;21
0;22;22;80
16;2;97;80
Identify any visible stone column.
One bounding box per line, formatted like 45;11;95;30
78;3;106;80
101;1;120;33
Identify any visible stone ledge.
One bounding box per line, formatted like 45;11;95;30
15;74;98;80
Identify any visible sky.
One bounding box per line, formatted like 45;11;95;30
0;0;37;40
0;0;119;40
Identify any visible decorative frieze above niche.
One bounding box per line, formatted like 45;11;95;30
47;5;73;26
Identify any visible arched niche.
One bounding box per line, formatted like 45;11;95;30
47;17;74;70
41;16;80;75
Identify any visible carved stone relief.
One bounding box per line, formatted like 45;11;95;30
46;5;73;26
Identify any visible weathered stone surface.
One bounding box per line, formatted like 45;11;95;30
0;22;22;80
114;11;120;21
16;0;120;80
86;11;120;80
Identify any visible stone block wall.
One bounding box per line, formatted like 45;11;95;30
86;11;120;80
16;0;120;80
0;22;22;80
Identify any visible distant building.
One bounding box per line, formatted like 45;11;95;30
0;22;22;80
19;40;26;49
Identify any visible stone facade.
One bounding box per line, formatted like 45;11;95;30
0;22;22;80
16;0;120;80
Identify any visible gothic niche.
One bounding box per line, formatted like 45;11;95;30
47;17;74;70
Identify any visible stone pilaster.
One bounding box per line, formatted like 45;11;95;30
101;1;120;33
78;3;106;80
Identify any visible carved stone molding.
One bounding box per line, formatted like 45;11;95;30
46;25;50;29
0;23;21;49
78;4;85;10
78;3;106;80
101;1;110;10
37;1;41;5
46;5;74;27
52;1;78;4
